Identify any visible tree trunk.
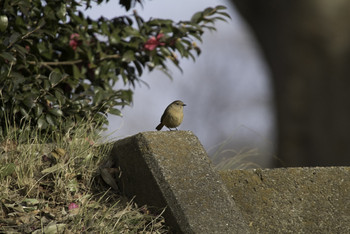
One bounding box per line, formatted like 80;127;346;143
231;0;350;166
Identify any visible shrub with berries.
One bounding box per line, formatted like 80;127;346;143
0;0;229;138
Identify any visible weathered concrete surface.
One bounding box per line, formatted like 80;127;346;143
110;131;249;233
220;167;350;233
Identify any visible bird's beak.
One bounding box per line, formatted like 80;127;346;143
183;103;186;106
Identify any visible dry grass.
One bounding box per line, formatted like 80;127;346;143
209;136;261;170
0;124;168;233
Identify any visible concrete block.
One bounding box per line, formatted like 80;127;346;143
110;131;249;233
220;167;350;233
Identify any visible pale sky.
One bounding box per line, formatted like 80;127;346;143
82;0;275;167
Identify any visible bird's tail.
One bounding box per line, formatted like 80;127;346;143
156;123;163;131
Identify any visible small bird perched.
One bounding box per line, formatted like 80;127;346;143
156;100;186;131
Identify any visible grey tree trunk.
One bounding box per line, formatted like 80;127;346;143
231;1;350;166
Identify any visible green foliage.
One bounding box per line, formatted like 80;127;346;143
0;0;229;137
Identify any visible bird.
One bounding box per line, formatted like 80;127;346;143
156;100;186;131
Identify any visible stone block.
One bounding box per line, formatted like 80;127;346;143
110;131;249;233
220;167;350;233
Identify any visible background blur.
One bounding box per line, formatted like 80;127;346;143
84;0;275;168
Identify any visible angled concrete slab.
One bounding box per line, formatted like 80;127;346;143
220;167;350;233
110;131;249;233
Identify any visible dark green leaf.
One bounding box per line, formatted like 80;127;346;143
215;5;227;10
203;26;217;31
0;15;9;32
14;44;28;59
213;16;229;23
0;52;16;62
56;3;67;22
35;104;44;117
23;96;35;108
9;32;21;45
46;114;56;126
204;7;215;16
119;0;143;11
124;27;140;36
45;95;57;103
54;90;66;104
20;107;29;119
38;18;46;28
73;65;81;79
188;51;195;61
49;71;62;87
122;50;135;62
133;61;143;76
110;32;120;44
191;12;203;24
100;21;109;34
37;117;48;129
49;108;63;117
175;41;186;56
108;108;121;116
93;89;104;105
11;72;25;87
194;46;201;56
217;12;231;20
43;80;50;91
189;32;203;42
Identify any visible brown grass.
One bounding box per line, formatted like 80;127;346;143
0;124;168;233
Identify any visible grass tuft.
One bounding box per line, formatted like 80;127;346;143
0;123;168;233
209;135;262;170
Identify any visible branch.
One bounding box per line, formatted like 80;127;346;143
27;54;120;67
7;22;45;49
27;60;83;66
100;54;121;61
